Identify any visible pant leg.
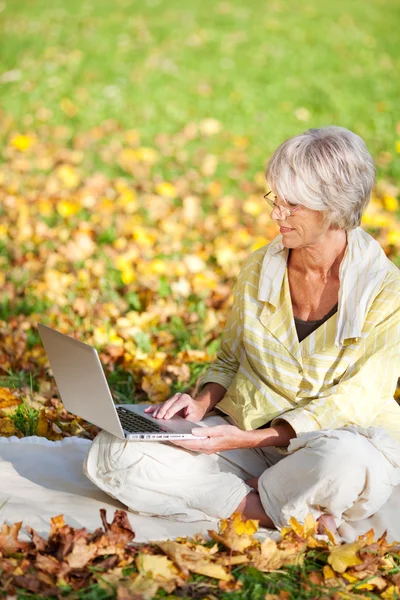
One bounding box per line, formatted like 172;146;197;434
258;427;398;530
83;415;271;522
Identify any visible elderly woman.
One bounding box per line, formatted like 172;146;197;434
84;126;400;538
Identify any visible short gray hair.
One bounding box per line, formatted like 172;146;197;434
265;126;376;230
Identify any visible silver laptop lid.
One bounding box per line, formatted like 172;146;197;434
37;323;125;439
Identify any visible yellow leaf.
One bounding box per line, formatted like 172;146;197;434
57;165;80;188
141;373;170;403
328;542;363;573
38;199;53;216
60;98;79;117
10;134;34;151
243;197;263;216
121;265;136;285
231;512;258;536
322;565;336;580
119;146;159;165
57;199;80;218
251;537;304;571
0;417;19;437
287;514;318;539
383;195;398;211
0;388;22;411
209;512;258;552
388;230;400;246
395;141;400;154
136;553;178;581
157;540;232;581
132;227;156;246
382;585;400;600
155;182;176;198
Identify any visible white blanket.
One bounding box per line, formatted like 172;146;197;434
1;436;400;542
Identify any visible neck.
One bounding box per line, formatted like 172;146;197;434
289;229;347;280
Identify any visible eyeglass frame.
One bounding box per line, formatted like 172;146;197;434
263;191;302;219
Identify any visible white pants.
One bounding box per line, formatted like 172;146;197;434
83;415;400;531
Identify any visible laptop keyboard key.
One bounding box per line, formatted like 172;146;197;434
116;406;167;434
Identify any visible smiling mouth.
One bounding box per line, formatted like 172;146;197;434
280;226;294;232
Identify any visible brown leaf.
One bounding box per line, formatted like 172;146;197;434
65;537;98;569
13;575;41;594
0;522;31;555
26;526;47;552
35;553;61;575
100;509;135;544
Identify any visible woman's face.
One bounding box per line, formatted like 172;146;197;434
270;196;331;249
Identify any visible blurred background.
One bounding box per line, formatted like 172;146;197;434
0;0;399;439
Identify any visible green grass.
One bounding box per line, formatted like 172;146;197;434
9;401;40;436
1;0;399;183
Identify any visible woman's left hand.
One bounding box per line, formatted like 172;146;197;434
170;424;250;454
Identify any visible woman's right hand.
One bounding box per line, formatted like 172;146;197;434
144;392;208;423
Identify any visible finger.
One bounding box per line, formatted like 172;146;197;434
144;404;160;413
192;426;223;437
169;439;208;451
160;394;193;420
152;395;181;419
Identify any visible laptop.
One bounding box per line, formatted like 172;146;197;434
37;323;207;441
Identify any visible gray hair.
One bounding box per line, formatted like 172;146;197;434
265;126;376;230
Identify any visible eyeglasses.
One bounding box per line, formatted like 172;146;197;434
263;191;301;219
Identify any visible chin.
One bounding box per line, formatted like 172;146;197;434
280;235;300;249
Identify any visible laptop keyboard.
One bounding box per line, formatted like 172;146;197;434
116;406;167;433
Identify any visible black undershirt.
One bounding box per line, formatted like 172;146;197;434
294;303;338;342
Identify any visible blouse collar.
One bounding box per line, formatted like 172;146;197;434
257;227;395;347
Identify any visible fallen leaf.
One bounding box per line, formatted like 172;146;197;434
157;540;232;581
141;372;171;403
328;542;364;573
251;537;305;571
0;522;31;555
208;512;258;552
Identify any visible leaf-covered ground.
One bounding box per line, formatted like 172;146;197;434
1;0;400;597
2;510;400;600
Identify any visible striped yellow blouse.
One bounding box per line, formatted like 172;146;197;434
198;228;400;443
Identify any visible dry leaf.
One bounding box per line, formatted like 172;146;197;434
141;373;171;403
0;522;30;555
0;388;22;411
328;542;364;573
208;512;258;552
136;553;178;581
157;540;232;581
251;537;305;571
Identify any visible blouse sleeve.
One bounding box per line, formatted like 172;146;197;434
197;271;244;394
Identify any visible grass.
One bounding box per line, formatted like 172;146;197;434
0;0;399;184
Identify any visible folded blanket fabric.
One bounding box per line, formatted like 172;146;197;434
1;434;400;543
0;436;219;541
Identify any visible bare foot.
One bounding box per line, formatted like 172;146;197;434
317;514;337;535
245;476;259;491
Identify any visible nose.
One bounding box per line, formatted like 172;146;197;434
270;205;286;221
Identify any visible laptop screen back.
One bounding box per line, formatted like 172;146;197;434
37;324;125;439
